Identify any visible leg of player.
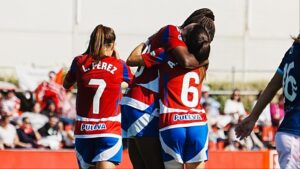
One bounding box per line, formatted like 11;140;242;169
275;132;300;169
96;161;116;169
135;137;165;169
164;160;183;169
185;162;205;169
128;138;146;169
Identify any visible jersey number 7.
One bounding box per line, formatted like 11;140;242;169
89;79;107;114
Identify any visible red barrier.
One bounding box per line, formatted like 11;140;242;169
206;151;271;169
0;149;132;169
0;150;277;169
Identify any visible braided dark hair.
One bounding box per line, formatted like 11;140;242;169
185;24;211;63
181;8;215;41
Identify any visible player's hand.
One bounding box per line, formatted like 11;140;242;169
235;115;256;140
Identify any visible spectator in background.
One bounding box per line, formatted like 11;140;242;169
223;88;246;124
0;112;32;149
21;102;48;131
17;117;42;148
201;85;221;118
38;114;62;150
60;90;76;125
208;119;226;150
227;116;265;151
253;90;274;148
270;93;284;129
253;90;272;127
0;92;3;111
35;70;65;113
18;90;35;112
61;123;75;149
41;101;58;117
2;90;21;123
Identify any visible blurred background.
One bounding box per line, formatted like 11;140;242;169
0;0;299;168
0;0;299;82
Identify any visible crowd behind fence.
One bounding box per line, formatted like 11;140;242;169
0;76;284;151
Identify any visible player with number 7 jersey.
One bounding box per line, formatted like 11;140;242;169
65;55;132;138
63;25;133;169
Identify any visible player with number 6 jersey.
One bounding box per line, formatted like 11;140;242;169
63;24;132;169
128;24;213;169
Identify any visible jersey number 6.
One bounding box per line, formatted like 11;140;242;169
181;72;200;107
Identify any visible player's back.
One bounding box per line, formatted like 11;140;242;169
158;56;207;130
278;42;300;136
72;54;132;137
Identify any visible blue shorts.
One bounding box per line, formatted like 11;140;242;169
159;124;209;163
75;137;122;169
121;105;159;138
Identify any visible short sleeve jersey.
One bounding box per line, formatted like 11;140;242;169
121;25;186;114
277;42;300;136
65;55;133;137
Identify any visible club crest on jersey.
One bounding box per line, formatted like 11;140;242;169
173;114;202;121
80;123;107;131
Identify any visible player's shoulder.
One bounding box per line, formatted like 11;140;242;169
103;57;128;68
72;54;89;64
164;24;180;33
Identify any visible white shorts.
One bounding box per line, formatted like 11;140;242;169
275;132;300;169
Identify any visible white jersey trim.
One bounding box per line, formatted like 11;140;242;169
127;113;157;137
136;75;159;93
75;133;121;139
120;97;150;111
75;149;94;169
159;133;183;163
92;137;122;162
186;135;208;163
76;114;121;122
159;122;207;132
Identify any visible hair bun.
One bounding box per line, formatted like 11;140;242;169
204;12;215;21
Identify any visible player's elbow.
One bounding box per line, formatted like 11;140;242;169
63;80;72;89
178;57;198;69
126;57;144;67
126;57;134;66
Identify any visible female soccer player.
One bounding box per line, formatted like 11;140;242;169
121;8;215;169
235;36;300;169
127;24;212;169
63;24;133;169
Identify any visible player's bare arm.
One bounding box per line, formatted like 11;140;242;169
126;43;146;66
63;78;75;90
235;72;282;140
170;46;209;69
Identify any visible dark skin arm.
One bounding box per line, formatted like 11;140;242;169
63;77;75;89
126;43;145;66
170;46;209;69
235;72;282;140
126;43;209;68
